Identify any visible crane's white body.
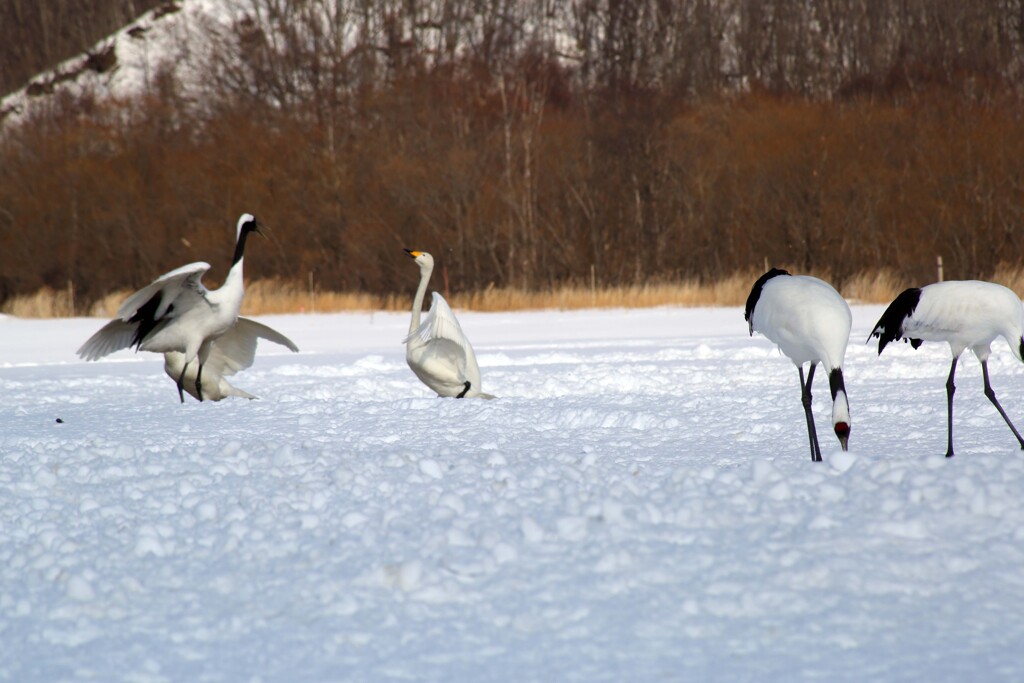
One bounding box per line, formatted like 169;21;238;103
746;270;852;460
78;214;260;401
163;317;299;401
749;275;852;372
871;279;1024;457
881;280;1024;362
404;250;490;399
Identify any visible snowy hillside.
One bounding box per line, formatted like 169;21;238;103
0;0;228;127
3;305;1024;681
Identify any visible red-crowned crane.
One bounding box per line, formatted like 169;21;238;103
870;280;1024;457
78;214;262;402
745;268;852;462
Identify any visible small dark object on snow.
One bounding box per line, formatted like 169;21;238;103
55;418;64;424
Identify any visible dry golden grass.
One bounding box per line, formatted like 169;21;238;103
991;264;1024;298
839;268;909;304
87;290;131;318
1;285;77;318
6;267;1024;319
449;274;762;311
241;279;384;315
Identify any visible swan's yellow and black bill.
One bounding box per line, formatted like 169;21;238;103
404;249;423;258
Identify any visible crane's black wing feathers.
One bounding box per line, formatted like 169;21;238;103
870;287;922;355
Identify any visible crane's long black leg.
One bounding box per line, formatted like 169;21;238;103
195;363;205;403
800;364;823;463
176;361;188;404
456;381;471;399
981;360;1024;450
945;358;957;458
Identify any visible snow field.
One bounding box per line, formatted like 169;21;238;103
2;306;1024;682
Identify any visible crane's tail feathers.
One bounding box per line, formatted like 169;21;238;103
77;319;137;361
870;287;922;355
873;329;895;355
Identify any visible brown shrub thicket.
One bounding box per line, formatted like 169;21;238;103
2;0;1024;313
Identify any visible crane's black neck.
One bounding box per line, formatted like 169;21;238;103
231;218;259;266
829;367;846;400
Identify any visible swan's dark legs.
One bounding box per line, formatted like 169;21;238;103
945;358;957;458
981;360;1024;450
800;364;822;463
456;381;471;399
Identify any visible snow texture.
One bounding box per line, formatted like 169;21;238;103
3;305;1024;682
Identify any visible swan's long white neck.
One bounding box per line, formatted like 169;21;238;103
410;262;433;334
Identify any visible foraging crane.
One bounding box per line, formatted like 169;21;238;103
870;280;1024;457
163;316;299;401
404;249;491;398
745;268;852;461
78;213;262;402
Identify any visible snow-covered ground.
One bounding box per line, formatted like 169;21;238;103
3;305;1024;682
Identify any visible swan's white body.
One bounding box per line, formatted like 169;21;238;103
404;249;491;398
78;214;261;401
871;280;1024;457
745;269;852;461
163;317;299;401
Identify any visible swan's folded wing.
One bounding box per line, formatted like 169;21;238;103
404;292;473;351
116;262;211;320
77;319;137;360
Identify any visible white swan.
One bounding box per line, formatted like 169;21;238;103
78;214;262;402
404;249;492;398
163;316;299;401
